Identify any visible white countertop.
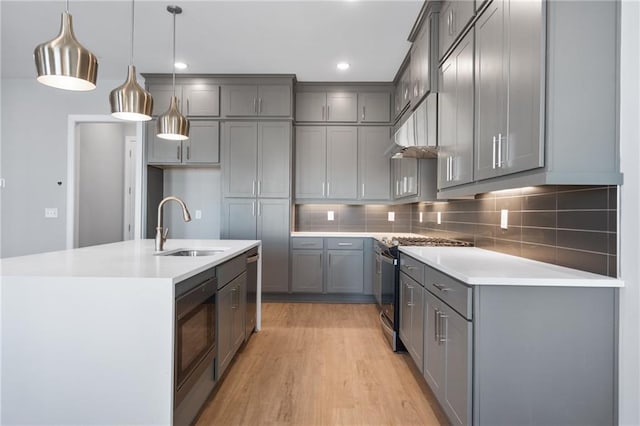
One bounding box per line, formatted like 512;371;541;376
0;239;260;283
400;246;623;287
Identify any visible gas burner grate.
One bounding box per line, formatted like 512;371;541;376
381;236;473;247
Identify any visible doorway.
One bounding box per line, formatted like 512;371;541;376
66;116;143;249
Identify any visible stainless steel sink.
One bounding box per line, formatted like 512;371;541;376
160;249;225;257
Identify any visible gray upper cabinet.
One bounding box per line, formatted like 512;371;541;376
358;92;391;123
222;121;291;198
294;126;358;200
439;0;476;61
296;92;358;122
410;11;438;106
326;250;364;293
358;127;391;201
221;84;291;117
438;30;474;189
474;0;544;181
147;119;219;165
148;83;219;117
393;158;419;199
221;198;290;293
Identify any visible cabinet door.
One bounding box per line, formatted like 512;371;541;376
358;92;390;123
410;285;425;373
403;158;419;197
439;1;455;60
257;199;290;293
257;122;291;198
291;250;324;293
221;85;258;117
326;250;364;293
222;122;258;197
148;84;183;116
231;273;247;352
504;0;544;175
442;304;472;426
184;121;219;164
296;92;326;122
183;84;219;117
146;120;182;164
474;0;508;181
258;85;291;117
424;290;445;398
222;198;257;240
217;282;234;378
295;126;327;199
358;126;391;200
326;92;358;122
326;127;358;199
400;66;412;112
398;273;412;350
438;31;474;189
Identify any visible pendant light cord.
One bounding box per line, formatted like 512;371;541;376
130;0;135;65
172;9;176;97
66;0;69;12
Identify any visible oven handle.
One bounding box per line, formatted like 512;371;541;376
379;311;395;335
379;252;396;264
246;254;260;264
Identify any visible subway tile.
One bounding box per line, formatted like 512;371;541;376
608;186;618;209
608;211;617;233
556;248;609;276
496;195;523;211
505;210;523;227
477;210;499;225
557;188;608;210
521;243;557;265
557;211;608;232
492;239;522;257
521;185;558;195
475;224;496;238
366;222;394;232
446;212;477;223
521;227;557;246
493;188;524;198
444;221;476;236
522;193;557;211
522;211;557;228
557;230;609;253
608;255;618;278
447;199;478;212
608;232;617;256
495;225;522;242
476;196;496;212
474;236;496;250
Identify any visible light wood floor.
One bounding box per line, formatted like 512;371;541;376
196;303;446;426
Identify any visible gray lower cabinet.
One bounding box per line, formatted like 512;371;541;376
222;121;291;198
147;120;220;165
222;198;290;293
290;238;365;294
221;84;291;117
399;272;425;370
438;30;474;189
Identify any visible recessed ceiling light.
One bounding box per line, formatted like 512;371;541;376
337;62;350;71
174;62;188;70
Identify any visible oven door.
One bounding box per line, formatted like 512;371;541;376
175;277;217;406
379;250;397;326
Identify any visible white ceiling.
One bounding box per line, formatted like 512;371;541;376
1;0;424;82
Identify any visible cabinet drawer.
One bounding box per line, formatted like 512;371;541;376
217;255;247;289
326;238;364;250
291;237;324;250
399;254;425;284
425;265;472;320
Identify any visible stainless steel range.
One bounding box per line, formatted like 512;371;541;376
374;236;472;351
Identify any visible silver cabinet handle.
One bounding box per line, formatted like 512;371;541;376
301;242;316;246
322;105;325;121
361;183;365;198
433;283;451;292
246;254;259;263
258;97;263;114
327;105;330;120
327;182;330;196
450;10;455;35
408;286;414;307
186;99;190;116
497;133;503;168
362;106;366;120
337;242;353;246
439;313;448;344
328;253;331;267
403;264;417;270
434;308;440;342
492;136;497;169
186;144;190;160
252;181;256;196
257;201;261;216
448;156;454;181
252;201;256;217
322;182;325;197
257;180;261;195
177;145;181;161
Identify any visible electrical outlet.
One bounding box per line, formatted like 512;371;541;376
45;208;58;218
419;212;424;223
388;211;395;222
327;211;335;221
437;211;442;225
195;210;202;219
500;209;509;229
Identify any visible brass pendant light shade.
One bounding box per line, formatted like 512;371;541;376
156;96;189;140
157;5;189;140
110;0;154;121
34;11;98;91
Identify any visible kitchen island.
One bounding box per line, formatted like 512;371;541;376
0;239;261;426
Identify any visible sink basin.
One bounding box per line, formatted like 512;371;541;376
159;249;225;257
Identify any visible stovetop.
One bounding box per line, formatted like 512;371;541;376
379;236;473;248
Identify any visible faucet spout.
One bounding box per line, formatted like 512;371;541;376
155;196;192;252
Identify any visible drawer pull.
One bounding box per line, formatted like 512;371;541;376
433;283;451;292
337;243;353;246
403;265;417;270
301;243;317;246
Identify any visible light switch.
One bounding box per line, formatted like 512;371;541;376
195;210;202;219
45;208;58;218
388;211;395;222
500;209;509;229
327;211;334;221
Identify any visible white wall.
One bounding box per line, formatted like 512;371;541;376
618;1;640;424
0;78;124;258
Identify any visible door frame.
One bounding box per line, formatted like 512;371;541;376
66;115;145;249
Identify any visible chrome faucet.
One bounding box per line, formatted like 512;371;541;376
155;196;192;252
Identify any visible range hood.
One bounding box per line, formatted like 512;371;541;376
386;93;438;159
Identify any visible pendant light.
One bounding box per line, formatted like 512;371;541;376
34;0;98;91
109;0;153;121
156;5;189;140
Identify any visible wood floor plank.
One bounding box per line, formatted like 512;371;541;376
196;303;445;426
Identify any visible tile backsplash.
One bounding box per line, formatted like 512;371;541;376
295;185;618;278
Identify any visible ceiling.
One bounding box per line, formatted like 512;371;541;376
1;0;424;83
